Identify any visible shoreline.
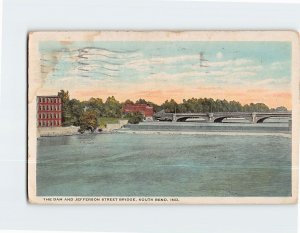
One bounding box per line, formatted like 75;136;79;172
37;121;291;138
117;129;291;138
38;129;291;138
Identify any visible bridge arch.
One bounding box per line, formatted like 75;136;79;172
213;117;227;123
176;116;208;122
176;117;189;122
213;116;250;123
256;117;270;123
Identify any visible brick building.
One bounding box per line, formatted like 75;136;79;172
37;96;62;127
123;103;154;119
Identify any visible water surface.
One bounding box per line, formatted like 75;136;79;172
37;130;291;197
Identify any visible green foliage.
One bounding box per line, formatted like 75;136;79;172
57;89;287;129
124;99;134;105
58;89;70;103
85;97;104;115
243;103;269;112
161;99;179;113
125;112;144;124
135;99;148;104
79;110;98;133
58;90;85;126
104;96;122;118
71;99;85;125
58;90;72;126
160;98;273;113
275;106;288;112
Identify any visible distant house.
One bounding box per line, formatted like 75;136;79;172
123;104;154;120
37;96;62;127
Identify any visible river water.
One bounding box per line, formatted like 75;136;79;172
37;121;291;197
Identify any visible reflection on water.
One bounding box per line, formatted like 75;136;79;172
37;122;291;197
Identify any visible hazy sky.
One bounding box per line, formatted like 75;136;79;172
39;41;291;109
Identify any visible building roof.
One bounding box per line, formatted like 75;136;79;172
123;103;154;117
37;95;60;98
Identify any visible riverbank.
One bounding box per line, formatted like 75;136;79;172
117;129;291;138
37;126;80;137
101;119;128;132
37;119;290;137
37;119;129;137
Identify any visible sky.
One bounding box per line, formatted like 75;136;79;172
38;40;292;109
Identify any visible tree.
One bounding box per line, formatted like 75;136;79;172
58;89;70;103
104;96;122;118
275;106;288;112
68;99;84;126
86;97;104;116
58;90;72;126
244;103;269;112
228;100;243;112
124;99;134;105
135;99;148;104
126;112;144;124
79;110;98;133
161;99;178;113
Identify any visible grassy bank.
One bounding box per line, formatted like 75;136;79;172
98;117;120;128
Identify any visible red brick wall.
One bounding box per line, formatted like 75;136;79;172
123;104;154;117
37;96;62;127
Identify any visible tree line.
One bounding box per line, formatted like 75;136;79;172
57;90;288;130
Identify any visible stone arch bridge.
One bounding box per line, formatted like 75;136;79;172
154;112;291;123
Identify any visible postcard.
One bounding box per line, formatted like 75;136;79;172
28;31;299;204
